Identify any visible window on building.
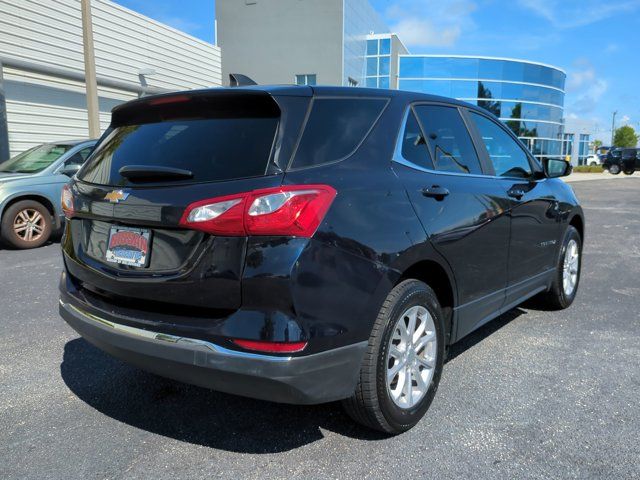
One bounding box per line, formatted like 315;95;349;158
414;105;482;175
379;38;391;55
291;98;387;169
295;74;317;86
470;112;533;178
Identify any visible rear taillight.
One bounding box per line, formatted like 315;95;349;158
179;185;337;237
232;339;308;353
61;184;75;218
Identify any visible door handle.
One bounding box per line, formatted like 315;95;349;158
421;185;450;200
507;188;525;200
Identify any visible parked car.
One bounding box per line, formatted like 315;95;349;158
586;154;602;166
603;148;640;175
0;140;96;248
58;86;583;434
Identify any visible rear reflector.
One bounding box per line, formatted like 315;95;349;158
232;339;308;353
61;184;75;218
179;184;337;237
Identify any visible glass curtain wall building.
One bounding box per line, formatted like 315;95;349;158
398;55;567;160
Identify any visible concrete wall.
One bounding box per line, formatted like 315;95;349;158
0;0;221;158
216;0;343;86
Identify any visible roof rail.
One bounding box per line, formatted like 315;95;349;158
229;73;258;87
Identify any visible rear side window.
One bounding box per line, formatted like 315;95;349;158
470;112;533;178
79;97;279;186
291;98;388;169
400;110;434;170
414;105;482;175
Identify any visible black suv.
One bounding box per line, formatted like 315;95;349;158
604;148;640;175
59;86;583;434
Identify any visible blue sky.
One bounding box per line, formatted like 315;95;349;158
115;0;640;141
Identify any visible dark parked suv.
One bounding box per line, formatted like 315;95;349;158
604;148;640;175
59;86;584;433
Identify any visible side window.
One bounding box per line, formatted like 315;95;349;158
291;98;388;169
414;105;482;175
65;146;93;167
470;112;533;178
399;110;434;170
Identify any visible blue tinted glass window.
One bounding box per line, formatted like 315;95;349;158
295;75;305;86
367;57;378;76
366;39;378;56
306;74;316;86
379;77;390;89
477;81;502;100
450;80;477;98
399;79;452;97
380;38;391;55
478;60;503;80
414;105;482;174
379;56;390;76
366;77;377;88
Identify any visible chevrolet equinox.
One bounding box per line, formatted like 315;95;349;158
59;86;583;434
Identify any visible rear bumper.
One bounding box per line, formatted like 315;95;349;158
59;298;367;405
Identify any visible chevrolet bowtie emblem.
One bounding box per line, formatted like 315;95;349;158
104;190;130;204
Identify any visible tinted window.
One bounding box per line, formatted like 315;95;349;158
65;146;93;167
79;117;278;186
400;110;434;170
470;112;532;178
414;105;482;174
292;98;387;169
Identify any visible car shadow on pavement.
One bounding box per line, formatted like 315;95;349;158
446;307;527;362
60;308;526;453
60;338;388;453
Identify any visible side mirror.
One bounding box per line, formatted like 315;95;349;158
59;164;81;177
543;158;572;178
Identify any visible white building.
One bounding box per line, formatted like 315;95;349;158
0;0;221;159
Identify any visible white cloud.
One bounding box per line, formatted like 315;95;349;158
621;115;631;125
565;60;608;115
517;0;640;28
386;0;477;48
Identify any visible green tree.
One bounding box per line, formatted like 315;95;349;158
593;139;603;149
613;125;638;148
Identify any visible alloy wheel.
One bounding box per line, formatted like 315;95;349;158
386;305;437;409
13;208;45;243
563;239;579;296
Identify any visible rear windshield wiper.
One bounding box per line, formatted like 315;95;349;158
118;165;193;181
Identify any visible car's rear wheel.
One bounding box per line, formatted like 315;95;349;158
589;161;597;166
623;170;634;175
534;225;581;310
1;200;52;249
342;279;444;434
609;164;621;175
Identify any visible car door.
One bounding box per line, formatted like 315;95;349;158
466;110;562;307
392;103;511;340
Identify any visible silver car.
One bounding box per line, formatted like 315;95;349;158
0;139;96;249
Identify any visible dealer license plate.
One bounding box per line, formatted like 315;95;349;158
105;226;151;267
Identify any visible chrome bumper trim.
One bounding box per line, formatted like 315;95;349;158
59;300;293;362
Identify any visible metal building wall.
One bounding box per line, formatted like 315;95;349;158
0;0;221;158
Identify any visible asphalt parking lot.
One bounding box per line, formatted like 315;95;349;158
1;178;639;479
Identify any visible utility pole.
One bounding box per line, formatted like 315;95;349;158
610;111;617;147
80;0;100;138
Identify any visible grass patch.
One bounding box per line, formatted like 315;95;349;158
573;165;604;173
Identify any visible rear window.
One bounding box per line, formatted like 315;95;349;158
79;96;279;186
290;98;388;169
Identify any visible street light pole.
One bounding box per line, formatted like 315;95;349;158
610;111;617;147
80;0;100;138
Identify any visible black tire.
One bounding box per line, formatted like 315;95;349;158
0;200;53;249
589;162;597;167
534;226;581;310
609;164;621;175
342;279;445;434
623;170;634;175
